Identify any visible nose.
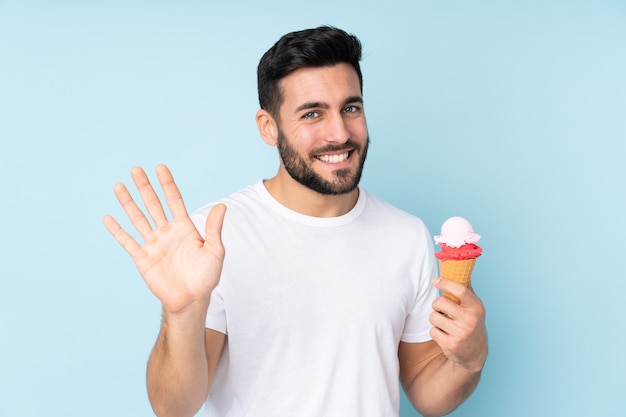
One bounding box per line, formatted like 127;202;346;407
324;113;350;144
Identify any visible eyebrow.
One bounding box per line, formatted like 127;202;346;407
294;96;364;113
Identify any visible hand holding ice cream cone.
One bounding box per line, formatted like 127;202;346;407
434;216;482;303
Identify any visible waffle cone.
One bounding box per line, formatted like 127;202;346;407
438;258;476;303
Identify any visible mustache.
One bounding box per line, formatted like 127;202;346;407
310;138;367;155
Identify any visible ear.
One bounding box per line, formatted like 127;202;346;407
256;109;279;146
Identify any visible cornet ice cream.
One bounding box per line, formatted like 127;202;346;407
434;216;482;303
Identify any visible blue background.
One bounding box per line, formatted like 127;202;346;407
1;1;625;416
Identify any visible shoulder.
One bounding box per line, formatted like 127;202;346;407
190;181;263;232
361;190;428;231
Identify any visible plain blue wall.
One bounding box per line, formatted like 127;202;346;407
1;1;625;416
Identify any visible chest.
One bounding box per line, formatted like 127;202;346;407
219;225;420;340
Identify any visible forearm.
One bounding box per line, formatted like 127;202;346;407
403;352;482;417
147;304;211;417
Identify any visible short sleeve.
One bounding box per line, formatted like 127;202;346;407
400;229;438;343
205;285;227;334
190;204;228;334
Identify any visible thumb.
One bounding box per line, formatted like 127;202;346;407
204;203;227;245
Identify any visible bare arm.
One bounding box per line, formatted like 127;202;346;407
147;322;225;417
399;278;488;417
103;165;226;417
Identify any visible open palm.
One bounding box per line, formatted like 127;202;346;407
104;165;226;314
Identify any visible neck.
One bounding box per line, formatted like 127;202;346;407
263;173;359;218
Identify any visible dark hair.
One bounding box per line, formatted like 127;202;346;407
257;26;363;119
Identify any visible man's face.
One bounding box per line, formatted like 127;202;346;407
275;63;369;195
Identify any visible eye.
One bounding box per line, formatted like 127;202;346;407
303;111;319;119
342;105;360;114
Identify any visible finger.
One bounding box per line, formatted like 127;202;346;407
429;309;447;331
204;204;227;247
103;215;142;261
428;324;464;361
155;164;188;220
113;183;153;237
432;277;471;305
432;294;462;320
131;166;168;228
429;304;458;333
429;325;448;343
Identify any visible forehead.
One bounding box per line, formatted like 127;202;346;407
278;63;362;110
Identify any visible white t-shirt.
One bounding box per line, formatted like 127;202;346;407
191;181;438;417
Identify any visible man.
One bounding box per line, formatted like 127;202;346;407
104;26;487;417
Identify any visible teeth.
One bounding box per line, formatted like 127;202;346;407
318;152;349;163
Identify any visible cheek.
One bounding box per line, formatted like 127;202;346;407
347;119;368;139
291;125;322;148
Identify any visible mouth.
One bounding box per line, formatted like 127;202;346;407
315;151;351;164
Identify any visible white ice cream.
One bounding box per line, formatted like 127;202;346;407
434;216;481;248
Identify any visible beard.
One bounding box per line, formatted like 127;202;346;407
276;128;369;195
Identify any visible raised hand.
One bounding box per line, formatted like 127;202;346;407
103;165;226;315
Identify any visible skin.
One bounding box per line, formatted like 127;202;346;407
104;63;487;417
103;166;226;417
399;278;487;417
256;63;369;217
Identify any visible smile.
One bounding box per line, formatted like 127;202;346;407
316;151;350;163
